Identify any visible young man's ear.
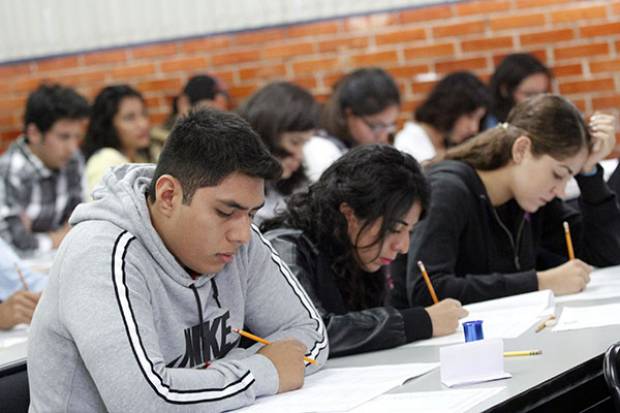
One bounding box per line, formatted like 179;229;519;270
512;135;532;164
154;175;183;217
25;123;43;145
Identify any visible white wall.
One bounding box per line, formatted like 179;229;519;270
0;0;448;63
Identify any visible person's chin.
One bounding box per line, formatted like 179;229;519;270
363;262;382;273
521;200;542;213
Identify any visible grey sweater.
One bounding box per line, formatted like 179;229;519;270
28;164;328;412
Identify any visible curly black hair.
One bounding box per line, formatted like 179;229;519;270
261;144;430;310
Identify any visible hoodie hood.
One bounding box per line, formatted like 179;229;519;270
70;164;211;288
428;160;490;201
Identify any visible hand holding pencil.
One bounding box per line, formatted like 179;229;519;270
418;261;468;336
235;329;308;394
537;260;591;295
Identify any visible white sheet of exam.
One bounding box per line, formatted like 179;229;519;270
236;363;439;413
345;386;505;413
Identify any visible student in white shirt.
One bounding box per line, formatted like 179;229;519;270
395;71;490;163
237;82;319;224
303;67;400;181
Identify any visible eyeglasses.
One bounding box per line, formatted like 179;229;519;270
360;117;397;136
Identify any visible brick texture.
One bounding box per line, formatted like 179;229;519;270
0;0;619;151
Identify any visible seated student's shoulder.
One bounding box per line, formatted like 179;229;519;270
426;160;480;204
59;221;150;273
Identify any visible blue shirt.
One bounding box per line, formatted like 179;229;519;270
0;237;47;301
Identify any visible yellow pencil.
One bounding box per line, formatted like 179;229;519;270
563;221;575;261
535;314;556;333
504;350;542;357
233;328;317;365
417;261;439;304
15;264;29;291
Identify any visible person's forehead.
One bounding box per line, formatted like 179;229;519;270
193;173;265;206
45;119;85;137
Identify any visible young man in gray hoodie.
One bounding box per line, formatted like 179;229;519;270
27;109;329;412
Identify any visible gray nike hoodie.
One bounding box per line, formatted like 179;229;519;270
28;164;328;412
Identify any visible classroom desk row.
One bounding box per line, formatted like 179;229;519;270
327;296;620;412
2;290;620;411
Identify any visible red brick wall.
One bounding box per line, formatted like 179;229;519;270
1;0;620;150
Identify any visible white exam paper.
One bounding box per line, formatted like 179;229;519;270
237;363;438;413
553;302;620;331
346;387;505;413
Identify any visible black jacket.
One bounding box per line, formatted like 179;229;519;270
265;228;432;358
391;160;620;308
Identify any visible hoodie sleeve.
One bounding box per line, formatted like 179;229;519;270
404;175;538;307
538;164;620;267
58;228;290;413
242;227;329;369
268;230;431;358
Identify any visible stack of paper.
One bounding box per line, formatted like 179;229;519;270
406;290;555;347
237;363;438;413
346;387;505;413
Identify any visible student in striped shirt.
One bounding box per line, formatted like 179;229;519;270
0;84;89;253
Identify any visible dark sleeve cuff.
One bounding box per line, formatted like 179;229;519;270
502;270;539;295
398;307;433;342
575;163;613;204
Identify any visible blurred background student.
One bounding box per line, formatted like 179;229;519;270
151;74;229;157
82;85;151;196
303;67;400;181
0;84;89;253
483;53;551;130
394;71;490;163
263;145;467;358
237;82;319;224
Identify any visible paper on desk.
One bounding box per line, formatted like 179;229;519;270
407;290;555;347
440;339;511;387
553;302;620;331
236;363;438;413
0;324;29;350
0;336;27;349
346;386;505;413
556;266;620;303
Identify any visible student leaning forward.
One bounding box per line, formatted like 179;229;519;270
392;94;620;307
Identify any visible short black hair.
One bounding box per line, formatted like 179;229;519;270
24;83;90;134
149;108;282;204
415;71;490;134
83;84;145;161
183;75;222;105
489;53;551;122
